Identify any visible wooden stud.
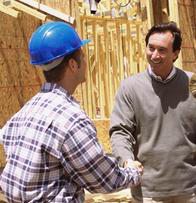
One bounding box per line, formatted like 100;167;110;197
0;2;19;18
168;0;182;69
74;1;81;36
79;15;144;119
146;0;154;28
126;22;131;76
110;31;119;93
98;34;105;118
92;21;99;118
103;21;110;117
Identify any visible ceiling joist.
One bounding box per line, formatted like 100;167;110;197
0;0;75;24
17;0;75;24
3;0;47;21
0;2;19;18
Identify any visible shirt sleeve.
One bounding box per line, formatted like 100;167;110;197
60;115;140;194
109;80;137;166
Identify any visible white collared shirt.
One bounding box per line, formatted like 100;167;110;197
148;65;176;83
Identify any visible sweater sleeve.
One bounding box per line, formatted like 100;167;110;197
109;80;137;166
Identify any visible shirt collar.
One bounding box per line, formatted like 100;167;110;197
148;65;176;83
41;83;80;105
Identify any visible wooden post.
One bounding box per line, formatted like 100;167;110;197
74;1;81;35
103;21;110;117
168;0;182;69
116;22;124;81
110;31;118;96
98;35;105;118
146;0;154;28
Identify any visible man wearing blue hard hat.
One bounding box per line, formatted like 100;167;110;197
0;22;143;202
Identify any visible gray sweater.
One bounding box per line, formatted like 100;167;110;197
110;68;196;197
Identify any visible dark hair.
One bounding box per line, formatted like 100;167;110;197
145;21;182;52
43;48;81;83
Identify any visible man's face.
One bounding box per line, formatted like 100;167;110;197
146;31;179;77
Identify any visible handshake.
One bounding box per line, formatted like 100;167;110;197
124;159;144;175
124;159;144;187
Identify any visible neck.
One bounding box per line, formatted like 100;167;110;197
151;66;173;80
57;77;78;95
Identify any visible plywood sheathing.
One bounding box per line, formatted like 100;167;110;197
93;119;111;153
150;0;169;25
0;13;43;127
178;0;196;73
0;0;77;167
28;0;72;17
0;12;43;167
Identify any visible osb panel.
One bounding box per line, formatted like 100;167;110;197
0;0;80;127
178;0;196;72
181;33;195;48
0;191;8;202
0;145;6;167
0;86;41;124
182;48;196;62
93;119;111;153
33;0;74;17
183;62;196;73
0;60;43;86
0;12;44;127
73;86;82;104
0;1;89;167
178;0;194;6
179;3;195;27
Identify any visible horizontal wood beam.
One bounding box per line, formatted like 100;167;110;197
0;2;19;18
7;0;47;21
81;15;142;24
17;0;75;24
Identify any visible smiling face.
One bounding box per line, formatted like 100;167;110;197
146;31;180;79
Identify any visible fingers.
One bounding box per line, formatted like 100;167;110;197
124;159;144;175
133;161;144;175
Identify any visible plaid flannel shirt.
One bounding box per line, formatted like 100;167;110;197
0;83;140;203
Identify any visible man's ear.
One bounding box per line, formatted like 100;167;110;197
173;49;180;62
68;58;78;72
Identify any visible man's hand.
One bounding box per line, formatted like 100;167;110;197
124;159;144;175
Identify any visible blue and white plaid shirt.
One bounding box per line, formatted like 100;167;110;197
0;83;140;203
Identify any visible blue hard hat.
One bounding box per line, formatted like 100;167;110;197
29;22;91;65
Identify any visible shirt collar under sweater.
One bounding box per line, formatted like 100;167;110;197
148;65;177;83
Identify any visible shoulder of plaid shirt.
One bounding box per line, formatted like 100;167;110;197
0;83;141;202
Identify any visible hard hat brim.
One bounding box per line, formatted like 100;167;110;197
81;39;91;46
29;21;92;65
